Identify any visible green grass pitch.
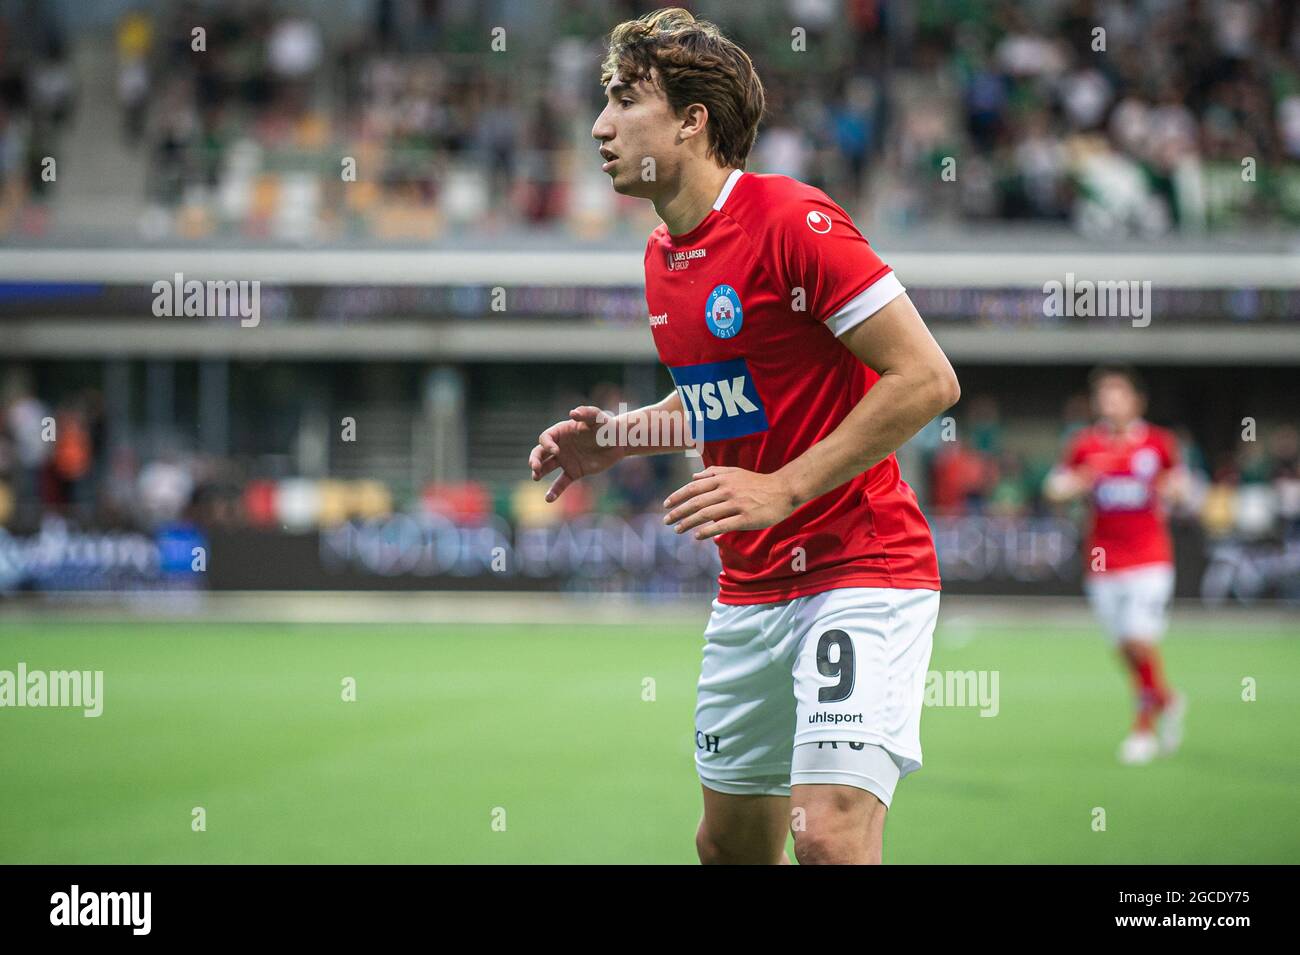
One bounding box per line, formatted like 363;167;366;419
2;615;1297;863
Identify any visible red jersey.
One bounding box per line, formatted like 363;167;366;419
644;169;941;605
1062;420;1179;573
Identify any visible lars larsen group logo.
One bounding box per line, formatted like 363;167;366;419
706;284;743;339
667;247;707;271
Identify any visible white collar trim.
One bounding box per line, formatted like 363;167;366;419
712;169;744;211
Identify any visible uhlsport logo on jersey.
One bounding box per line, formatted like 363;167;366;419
705;284;743;339
669;357;769;443
806;210;833;233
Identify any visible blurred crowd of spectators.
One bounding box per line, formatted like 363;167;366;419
0;4;75;236
2;0;1298;241
102;0;612;241
889;0;1300;233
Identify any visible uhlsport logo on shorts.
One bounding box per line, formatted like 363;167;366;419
705;284;743;339
669;357;769;443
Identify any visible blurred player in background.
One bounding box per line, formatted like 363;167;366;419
529;8;959;864
1045;367;1190;766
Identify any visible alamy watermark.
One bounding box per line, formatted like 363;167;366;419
1043;272;1152;327
50;885;150;935
924;669;999;717
152;272;260;327
596;402;703;456
0;662;103;717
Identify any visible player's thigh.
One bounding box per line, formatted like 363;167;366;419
790;780;887;864
1084;572;1128;642
1119;564;1175;641
791;586;938;780
694;599;799;798
694;599;805;863
697;785;790;864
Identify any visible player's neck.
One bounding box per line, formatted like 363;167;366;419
654;163;737;238
1101;416;1144;436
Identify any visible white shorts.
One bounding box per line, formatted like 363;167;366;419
1083;562;1175;643
694;586;940;806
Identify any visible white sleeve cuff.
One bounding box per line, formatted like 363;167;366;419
825;272;906;337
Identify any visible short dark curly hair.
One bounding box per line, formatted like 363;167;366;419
600;7;765;170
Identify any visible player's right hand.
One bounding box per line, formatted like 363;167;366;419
528;406;626;502
1073;464;1100;491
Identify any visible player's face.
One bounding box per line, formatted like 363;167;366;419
1092;375;1143;425
592;72;681;198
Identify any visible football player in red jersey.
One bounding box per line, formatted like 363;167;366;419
1045;367;1192;765
527;8;959;864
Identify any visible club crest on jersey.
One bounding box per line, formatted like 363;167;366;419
706;285;743;339
668;357;769;443
1131;447;1160;479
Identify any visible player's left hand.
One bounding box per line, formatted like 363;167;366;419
663;466;797;540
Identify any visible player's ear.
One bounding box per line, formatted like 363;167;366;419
678;103;709;143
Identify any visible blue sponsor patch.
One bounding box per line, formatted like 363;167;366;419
705;285;743;339
669;358;769;443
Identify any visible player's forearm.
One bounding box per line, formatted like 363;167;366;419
608;390;693;456
1156;468;1192;508
776;366;958;509
1044;468;1088;503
